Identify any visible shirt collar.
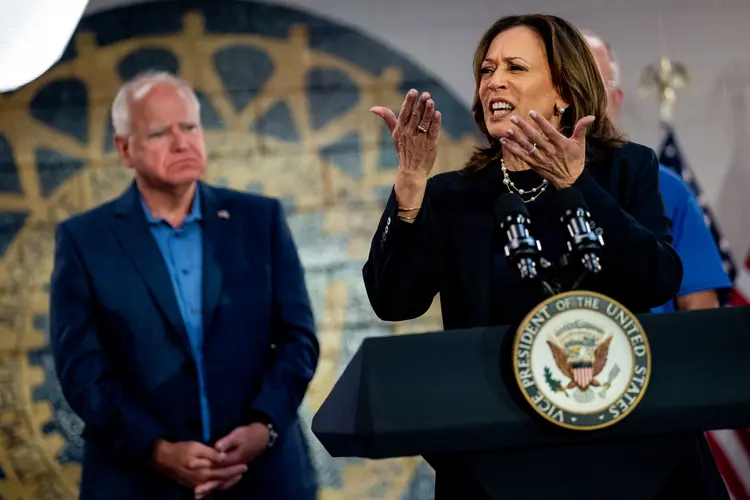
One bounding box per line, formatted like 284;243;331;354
139;185;203;225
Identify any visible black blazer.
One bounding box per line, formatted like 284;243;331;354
363;141;683;329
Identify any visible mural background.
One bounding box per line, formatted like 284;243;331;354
8;0;748;496
0;0;480;498
85;0;750;265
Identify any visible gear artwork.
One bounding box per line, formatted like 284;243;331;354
0;1;477;498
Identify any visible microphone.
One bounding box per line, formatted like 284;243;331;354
552;188;604;275
494;193;543;280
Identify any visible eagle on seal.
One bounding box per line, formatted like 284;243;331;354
546;336;613;391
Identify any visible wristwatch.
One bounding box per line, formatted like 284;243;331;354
248;410;278;449
266;422;278;449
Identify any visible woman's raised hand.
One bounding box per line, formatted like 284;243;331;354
370;90;442;210
500;110;595;189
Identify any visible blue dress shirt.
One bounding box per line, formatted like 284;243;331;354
652;166;732;313
140;188;211;442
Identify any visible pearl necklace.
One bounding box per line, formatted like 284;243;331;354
500;158;549;203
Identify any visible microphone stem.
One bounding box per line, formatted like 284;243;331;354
540;280;556;298
570;272;587;291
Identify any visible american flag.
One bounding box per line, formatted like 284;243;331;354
658;125;750;499
658;125;737;284
706;428;750;499
706;262;750;500
711;252;750;500
724;252;750;500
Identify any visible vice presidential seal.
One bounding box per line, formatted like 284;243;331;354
512;291;651;430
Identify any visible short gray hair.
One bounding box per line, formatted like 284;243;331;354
111;71;201;135
581;29;621;88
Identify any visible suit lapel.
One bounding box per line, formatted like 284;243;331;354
200;183;232;336
110;182;193;360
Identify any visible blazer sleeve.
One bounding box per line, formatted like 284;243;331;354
249;200;319;436
572;148;683;309
362;182;440;321
49;223;167;463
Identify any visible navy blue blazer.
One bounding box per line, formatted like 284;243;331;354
49;181;319;499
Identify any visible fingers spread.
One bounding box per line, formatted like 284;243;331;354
571;115;596;142
505;128;536;154
407;92;430;130
397;89;418;129
510;115;549;152
427;111;442;142
417;99;435;133
499;138;548;171
528;110;566;148
370;106;397;134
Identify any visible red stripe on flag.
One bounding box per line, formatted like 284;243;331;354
706;431;750;499
729;291;749;306
736;429;750;464
710;253;750;497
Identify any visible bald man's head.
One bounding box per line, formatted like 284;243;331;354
582;30;624;120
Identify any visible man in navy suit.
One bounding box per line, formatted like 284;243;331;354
49;71;319;499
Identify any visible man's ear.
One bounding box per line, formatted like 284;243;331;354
113;135;132;168
610;88;624;116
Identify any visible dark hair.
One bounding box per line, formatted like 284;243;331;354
463;14;624;172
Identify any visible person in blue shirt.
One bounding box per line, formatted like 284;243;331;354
584;31;732;312
653;167;733;311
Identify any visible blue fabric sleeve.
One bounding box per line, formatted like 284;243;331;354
670;180;732;297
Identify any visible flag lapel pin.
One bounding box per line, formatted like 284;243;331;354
217;210;230;219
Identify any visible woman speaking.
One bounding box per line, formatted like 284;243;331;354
363;13;732;499
363;14;682;329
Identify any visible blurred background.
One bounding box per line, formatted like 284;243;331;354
0;0;748;498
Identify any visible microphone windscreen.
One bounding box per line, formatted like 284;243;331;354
494;192;528;222
551;187;588;218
